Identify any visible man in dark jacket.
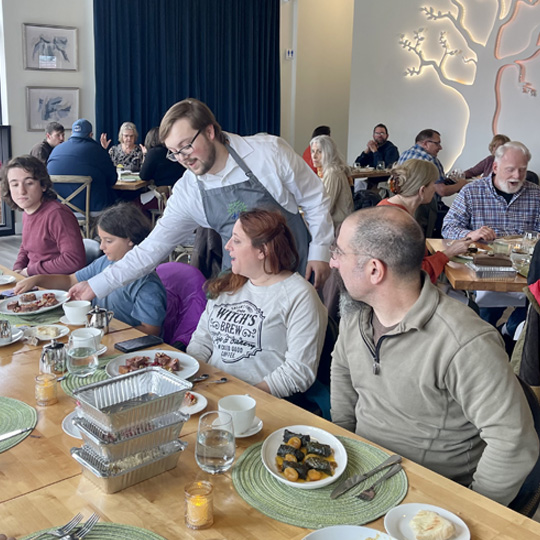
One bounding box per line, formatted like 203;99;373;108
47;118;117;212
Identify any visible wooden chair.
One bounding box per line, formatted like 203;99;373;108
50;175;92;238
150;185;172;227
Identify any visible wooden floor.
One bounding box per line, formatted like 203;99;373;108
0;234;22;270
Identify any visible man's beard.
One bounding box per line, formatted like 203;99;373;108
332;268;367;318
187;140;216;176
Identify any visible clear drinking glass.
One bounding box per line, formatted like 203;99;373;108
195;411;235;474
66;334;99;377
376;161;385;170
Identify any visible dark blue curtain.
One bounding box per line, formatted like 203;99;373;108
93;0;280;145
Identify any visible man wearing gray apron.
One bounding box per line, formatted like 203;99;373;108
70;98;334;303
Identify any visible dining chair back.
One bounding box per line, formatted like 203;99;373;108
83;238;103;266
51;175;93;238
150;185;172;227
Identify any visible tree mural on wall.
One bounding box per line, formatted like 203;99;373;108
398;0;540;140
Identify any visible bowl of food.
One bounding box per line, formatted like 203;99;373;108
261;425;347;490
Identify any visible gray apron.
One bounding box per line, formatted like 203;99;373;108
196;143;311;274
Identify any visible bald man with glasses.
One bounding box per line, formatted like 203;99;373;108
398;129;468;236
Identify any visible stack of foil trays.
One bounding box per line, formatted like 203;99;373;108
71;367;192;493
466;261;517;281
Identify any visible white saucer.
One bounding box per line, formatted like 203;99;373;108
59;316;86;326
61;411;82;439
0;275;16;285
180;391;208;415
96;344;107;356
235;416;263;438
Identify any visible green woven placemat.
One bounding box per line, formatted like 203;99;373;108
0;396;37;453
60;355;117;398
0;306;64;325
21;522;167;540
232;436;408;529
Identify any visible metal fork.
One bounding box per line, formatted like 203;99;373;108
31;513;83;540
355;463;403;501
60;513;100;540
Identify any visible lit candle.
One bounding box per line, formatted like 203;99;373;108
185;481;213;529
35;373;58;406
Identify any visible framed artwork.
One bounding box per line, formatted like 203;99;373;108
26;87;79;131
23;23;78;71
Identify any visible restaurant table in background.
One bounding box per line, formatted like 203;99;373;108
1;270;539;538
113;173;150;191
426;238;528;293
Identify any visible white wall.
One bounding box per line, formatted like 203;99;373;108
0;0;95;157
348;0;540;173
280;0;354;158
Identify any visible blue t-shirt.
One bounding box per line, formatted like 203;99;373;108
75;256;167;328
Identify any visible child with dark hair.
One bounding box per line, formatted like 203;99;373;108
14;203;166;335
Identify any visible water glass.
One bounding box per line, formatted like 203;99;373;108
195;411;235;474
66;334;99;378
376;161;385;170
522;230;540;255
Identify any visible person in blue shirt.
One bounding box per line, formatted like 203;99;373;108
14;203;167;335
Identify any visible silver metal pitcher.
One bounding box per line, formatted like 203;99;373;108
0;320;12;344
86;305;114;335
39;339;66;375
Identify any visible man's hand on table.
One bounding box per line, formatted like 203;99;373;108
443;237;473;259
13;276;40;295
305;260;331;289
68;280;96;301
467;226;496;243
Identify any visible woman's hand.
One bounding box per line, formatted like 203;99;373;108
13;276;40;295
18;268;28;278
100;133;111;150
68;281;96;301
443;237;474;259
140;143;147;156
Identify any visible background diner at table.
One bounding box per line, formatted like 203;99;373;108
100;121;144;173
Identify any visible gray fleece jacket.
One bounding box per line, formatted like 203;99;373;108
330;275;539;505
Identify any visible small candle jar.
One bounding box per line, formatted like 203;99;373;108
35;373;58;406
185;480;213;529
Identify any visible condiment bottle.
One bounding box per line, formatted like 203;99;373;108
185;481;213;529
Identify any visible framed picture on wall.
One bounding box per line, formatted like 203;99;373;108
26;87;79;131
23;23;78;71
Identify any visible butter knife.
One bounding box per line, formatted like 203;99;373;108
330;453;402;499
0;427;33;443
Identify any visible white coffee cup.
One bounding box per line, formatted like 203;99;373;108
63;301;91;324
218;394;256;436
70;327;103;349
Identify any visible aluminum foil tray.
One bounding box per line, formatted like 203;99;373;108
466;262;518;281
71;439;186;493
73;410;188;461
72;367;192;431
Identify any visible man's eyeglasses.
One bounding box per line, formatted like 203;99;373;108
426;140;442;147
166;129;202;162
330;242;354;260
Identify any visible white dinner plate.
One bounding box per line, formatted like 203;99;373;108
0;290;69;316
261;424;347;490
61;411;82;439
28;324;70;342
0;327;24;347
180;391;208;415
384;503;470;540
105;349;199;379
0;275;16;285
303;525;396;540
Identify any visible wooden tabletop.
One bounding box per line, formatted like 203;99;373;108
350;169;391;179
426;238;528;292
113;177;150;191
1;269;539;538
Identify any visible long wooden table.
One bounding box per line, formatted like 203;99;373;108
426;238;528;293
1;268;539;539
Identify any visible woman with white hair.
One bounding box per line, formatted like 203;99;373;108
101;121;143;172
310;135;353;228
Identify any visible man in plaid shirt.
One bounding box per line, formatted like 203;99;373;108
442;141;540;240
442;141;539;341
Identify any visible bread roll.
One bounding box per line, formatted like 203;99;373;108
410;509;455;540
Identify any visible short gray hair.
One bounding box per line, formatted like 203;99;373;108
494;141;531;163
118;122;138;142
349;207;425;278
